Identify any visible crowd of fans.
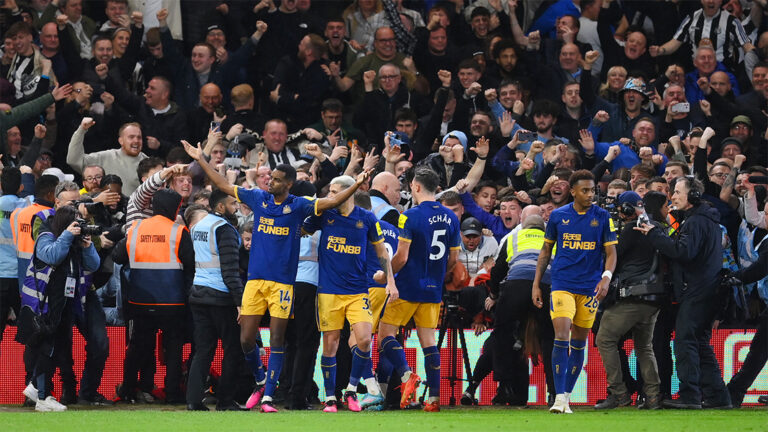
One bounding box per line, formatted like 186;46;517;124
0;0;767;413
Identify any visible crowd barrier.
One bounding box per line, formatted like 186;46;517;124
0;327;765;405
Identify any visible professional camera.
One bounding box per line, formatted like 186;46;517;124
595;192;623;231
75;218;103;236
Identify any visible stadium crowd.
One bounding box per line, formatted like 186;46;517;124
0;0;767;414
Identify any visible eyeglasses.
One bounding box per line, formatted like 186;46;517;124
379;75;400;81
85;175;103;182
710;172;728;178
37;155;51;162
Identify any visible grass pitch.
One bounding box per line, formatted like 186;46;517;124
0;406;765;432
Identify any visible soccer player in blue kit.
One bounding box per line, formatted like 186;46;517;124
303;176;398;413
532;170;617;414
183;141;371;412
377;167;461;412
353;191;399;411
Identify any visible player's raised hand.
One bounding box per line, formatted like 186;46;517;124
355;167;374;185
182;140;203;161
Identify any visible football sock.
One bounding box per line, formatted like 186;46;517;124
377;347;393;385
264;347;284;398
321;355;337;398
565;339;586;394
244;348;266;383
423;345;440;398
552;339;569;395
349;346;372;392
381;336;410;379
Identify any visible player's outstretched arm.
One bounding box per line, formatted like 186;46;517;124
374;241;399;302
182;140;236;197
532;242;553;308
315;168;373;213
595;243;617;301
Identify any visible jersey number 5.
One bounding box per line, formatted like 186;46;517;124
429;229;447;260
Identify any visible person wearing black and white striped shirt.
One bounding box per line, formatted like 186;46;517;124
649;0;754;70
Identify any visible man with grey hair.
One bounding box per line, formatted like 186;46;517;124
303;175;397;412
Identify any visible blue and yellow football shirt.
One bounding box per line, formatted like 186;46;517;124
396;201;461;303
544;202;618;295
305;206;384;295
235;187;316;285
367;219;399;288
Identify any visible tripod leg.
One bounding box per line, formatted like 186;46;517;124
458;328;473;385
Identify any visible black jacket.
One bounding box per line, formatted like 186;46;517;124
106;72;189;159
616;218;662;284
188;215;244;307
735;232;768;284
647;203;722;299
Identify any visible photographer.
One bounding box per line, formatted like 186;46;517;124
18;206;100;412
636;177;732;409
595;191;664;410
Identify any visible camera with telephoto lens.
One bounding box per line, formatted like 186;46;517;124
75;218;103;237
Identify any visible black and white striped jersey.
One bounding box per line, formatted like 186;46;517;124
673;8;751;64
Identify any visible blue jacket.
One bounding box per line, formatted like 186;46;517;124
684;64;740;103
460;192;509;242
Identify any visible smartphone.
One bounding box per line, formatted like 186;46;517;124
670;102;690;114
518;131;537;142
210;121;221;131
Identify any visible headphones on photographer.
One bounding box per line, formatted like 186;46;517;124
682;176;701;206
619;202;637;217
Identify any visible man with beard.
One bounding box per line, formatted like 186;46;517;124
186;189;247;411
67;119;148;195
580;118;667;172
511;99;570;164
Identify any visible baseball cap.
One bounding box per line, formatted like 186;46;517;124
461;217;482;236
617;191;643;209
730;115;752;128
719;137;743;151
206;24;224;34
42;167;74;182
